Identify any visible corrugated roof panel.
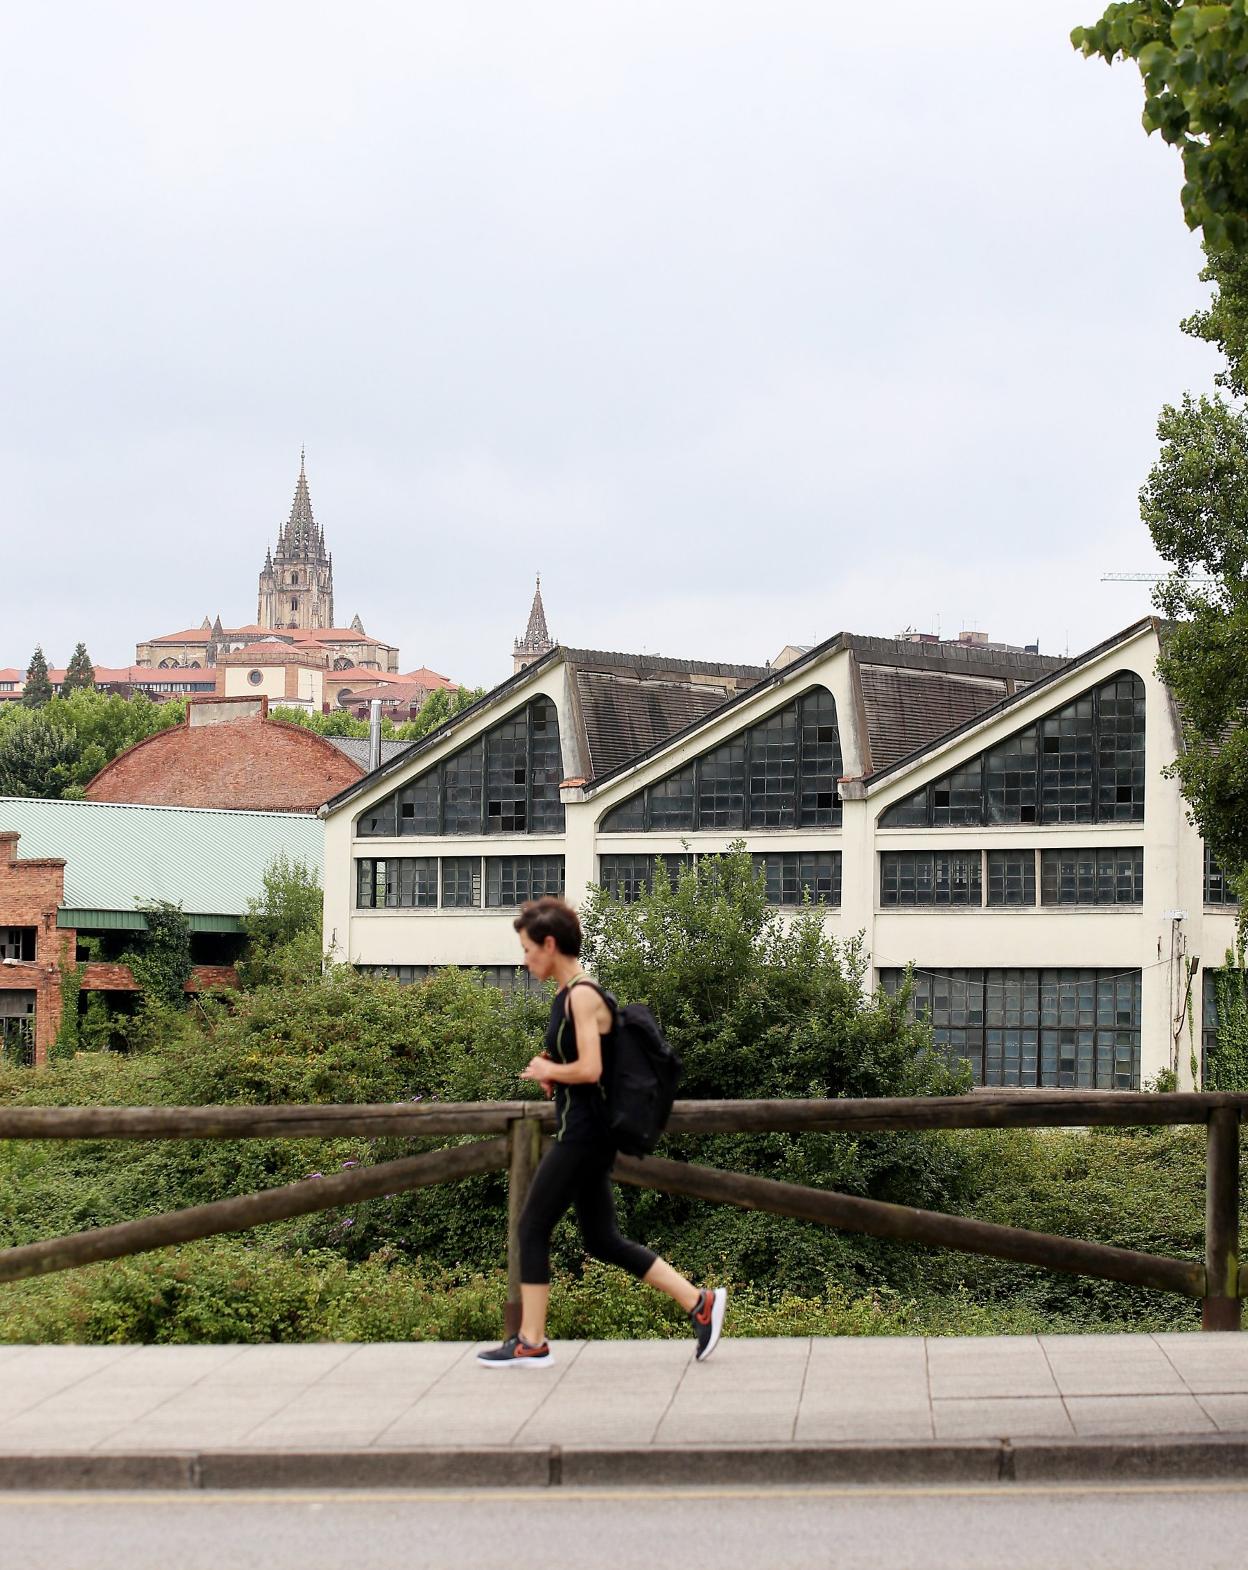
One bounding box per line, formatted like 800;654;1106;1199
0;798;322;916
574;672;738;778
858;666;1014;772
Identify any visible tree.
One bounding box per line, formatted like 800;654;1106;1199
0;709;81;797
1143;252;1248;888
62;643;95;693
21;646;52;709
392;686;486;741
1072;1;1248;252
244;855;323;949
582;845;966;1102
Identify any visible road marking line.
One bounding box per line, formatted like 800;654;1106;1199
5;1480;1248;1507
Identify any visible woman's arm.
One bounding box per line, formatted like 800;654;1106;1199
520;986;606;1086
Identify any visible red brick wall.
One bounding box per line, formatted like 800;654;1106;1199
80;962;238;992
84;714;363;812
0;833;74;1066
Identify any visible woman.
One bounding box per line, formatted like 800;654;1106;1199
476;895;726;1367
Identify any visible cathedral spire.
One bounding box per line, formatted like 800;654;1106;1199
526;575;549;644
286;448;318;557
513;573;555;673
258;451;335;632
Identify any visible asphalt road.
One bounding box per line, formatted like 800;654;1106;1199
4;1481;1248;1570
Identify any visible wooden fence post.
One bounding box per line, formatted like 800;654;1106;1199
504;1116;542;1337
1203;1106;1241;1331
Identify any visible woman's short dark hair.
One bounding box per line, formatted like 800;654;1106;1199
513;896;582;957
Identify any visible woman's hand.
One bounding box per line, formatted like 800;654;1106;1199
521;1053;556;1088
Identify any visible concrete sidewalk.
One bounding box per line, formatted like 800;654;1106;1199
3;1335;1248;1489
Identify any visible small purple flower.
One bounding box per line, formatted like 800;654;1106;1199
341;1160;358;1169
306;1172;323;1180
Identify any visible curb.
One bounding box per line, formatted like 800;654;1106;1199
3;1435;1248;1490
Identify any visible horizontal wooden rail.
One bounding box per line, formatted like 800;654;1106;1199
4;1091;1248;1142
0;1138;508;1286
0;1094;1238;1330
614;1153;1206;1300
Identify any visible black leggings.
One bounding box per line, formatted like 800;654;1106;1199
518;1140;657;1286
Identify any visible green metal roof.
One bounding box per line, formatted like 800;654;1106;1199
0;797;322;917
56;910;245;934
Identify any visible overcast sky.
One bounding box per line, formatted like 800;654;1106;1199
0;2;1222;689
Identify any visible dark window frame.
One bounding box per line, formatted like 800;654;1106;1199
1204;845;1240;907
600;686;843;835
357;697;566;839
881;967;1142;1089
879;850;982;907
878;672;1146;830
750;851;842;906
1039;847;1144;906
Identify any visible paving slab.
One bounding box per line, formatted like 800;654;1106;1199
1039;1334;1187;1396
2;1335;1248;1489
1065;1394;1217;1437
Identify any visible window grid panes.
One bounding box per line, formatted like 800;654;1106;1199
356;857;438;909
441;857;482;908
698;737;747;829
751;851;842;906
486;715;528;833
1039;847;1144;905
880;851;982;906
599;854;690;902
748;708;797;828
1205;845;1239;906
878;673;1145;829
986;850;1036;906
600;686;842;834
985;728;1038;825
485;856;566;907
881;968;1141;1088
358;699;564;838
357;963;551;996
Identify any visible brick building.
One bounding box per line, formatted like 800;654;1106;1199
84;696;407;813
0;798;322;1066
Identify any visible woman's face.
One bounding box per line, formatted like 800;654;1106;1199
519;930;557;981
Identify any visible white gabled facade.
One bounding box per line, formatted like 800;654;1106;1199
321;622;1241;1090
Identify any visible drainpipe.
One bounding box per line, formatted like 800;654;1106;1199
368;700;382;773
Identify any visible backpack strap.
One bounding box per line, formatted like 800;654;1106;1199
562;975;617;1022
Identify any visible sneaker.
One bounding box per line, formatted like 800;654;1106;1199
690;1287;726;1361
476;1335;555;1368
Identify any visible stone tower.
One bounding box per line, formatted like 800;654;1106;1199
513;575;554;673
258;451;335;632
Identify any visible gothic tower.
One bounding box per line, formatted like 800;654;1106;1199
257;450;335;632
513;574;554;673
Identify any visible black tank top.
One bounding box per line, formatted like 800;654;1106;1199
545;977;611;1144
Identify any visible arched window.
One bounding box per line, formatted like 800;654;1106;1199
878;671;1145;828
291;571;300;585
600;686;842;833
357;697;565;836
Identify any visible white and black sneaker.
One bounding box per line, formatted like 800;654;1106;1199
690;1287;726;1361
476;1335;555;1368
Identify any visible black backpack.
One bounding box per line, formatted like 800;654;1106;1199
568;980;682;1156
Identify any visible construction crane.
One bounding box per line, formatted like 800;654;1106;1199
1101;572;1216;584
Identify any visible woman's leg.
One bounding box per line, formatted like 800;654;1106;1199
641;1257;700;1313
573;1152;699;1312
515;1142;583;1345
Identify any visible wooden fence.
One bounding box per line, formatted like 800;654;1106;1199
0;1091;1243;1332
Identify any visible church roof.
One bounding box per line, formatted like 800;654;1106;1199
400;667;456;688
